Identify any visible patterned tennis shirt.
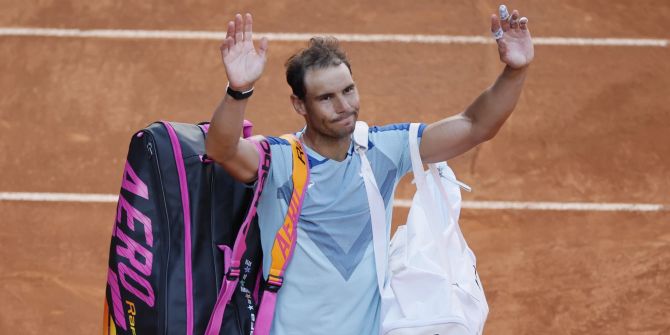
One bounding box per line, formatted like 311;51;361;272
257;123;425;334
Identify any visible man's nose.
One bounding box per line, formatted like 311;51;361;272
335;95;353;113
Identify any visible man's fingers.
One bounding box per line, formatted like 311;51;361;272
234;13;243;44
225;21;234;40
499;4;511;32
519;17;529;31
244;13;253;42
258;37;269;58
219;41;226;56
509;10;520;31
491;14;503;40
221;36;234;58
490;14;501;32
220;18;234;57
227;36;235;52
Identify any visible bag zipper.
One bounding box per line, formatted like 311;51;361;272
144;132;172;335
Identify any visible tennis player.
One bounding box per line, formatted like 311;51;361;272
206;6;534;334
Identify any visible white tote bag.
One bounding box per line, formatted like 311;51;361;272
355;122;488;335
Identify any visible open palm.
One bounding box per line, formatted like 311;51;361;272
491;7;534;69
221;13;268;90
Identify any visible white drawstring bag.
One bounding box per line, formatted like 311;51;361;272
355;122;488;335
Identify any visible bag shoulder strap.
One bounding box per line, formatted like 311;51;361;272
255;133;310;335
267;133;309;285
353;120;369;151
410;123;470;264
205;137;272;335
353;121;388;292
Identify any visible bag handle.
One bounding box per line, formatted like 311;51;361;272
353;121;388;293
408;123;452;271
254;134;310;335
428;165;468;253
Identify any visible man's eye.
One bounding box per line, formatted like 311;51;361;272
320;96;331;101
344;86;354;93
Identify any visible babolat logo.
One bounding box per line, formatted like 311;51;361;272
107;162;155;331
253;140;271;210
126;300;138;335
295;142;306;165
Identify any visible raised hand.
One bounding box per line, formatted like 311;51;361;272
491;5;534;69
220;13;268;90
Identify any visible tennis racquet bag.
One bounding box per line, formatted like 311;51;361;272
103;121;267;335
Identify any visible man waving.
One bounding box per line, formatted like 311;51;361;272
206;5;533;334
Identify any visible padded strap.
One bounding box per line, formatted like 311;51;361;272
353;121;388;292
429;165;468;253
242;120;253;138
205;139;272;335
161;121;195;335
352;120;369;150
199;119;253;139
409;123;451;274
255;134;310;335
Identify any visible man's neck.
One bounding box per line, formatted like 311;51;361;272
301;128;351;162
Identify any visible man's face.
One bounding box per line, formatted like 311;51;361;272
300;63;360;139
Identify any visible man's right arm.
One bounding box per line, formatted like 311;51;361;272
205;13;268;183
206;93;260;183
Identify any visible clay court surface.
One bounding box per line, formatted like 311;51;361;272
1;0;669;334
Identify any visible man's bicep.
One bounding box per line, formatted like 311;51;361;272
217;138;260;184
420;114;481;163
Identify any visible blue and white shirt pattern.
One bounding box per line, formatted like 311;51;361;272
256;123;426;334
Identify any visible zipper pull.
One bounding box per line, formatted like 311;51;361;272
147;141;154;157
437;165;472;192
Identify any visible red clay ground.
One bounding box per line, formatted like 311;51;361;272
1;0;669;334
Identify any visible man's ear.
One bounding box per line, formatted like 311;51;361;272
290;94;307;116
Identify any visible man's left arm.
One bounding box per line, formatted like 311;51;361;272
420;5;534;163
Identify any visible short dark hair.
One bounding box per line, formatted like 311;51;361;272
285;36;352;100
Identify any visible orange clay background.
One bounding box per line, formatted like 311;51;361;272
1;0;669;334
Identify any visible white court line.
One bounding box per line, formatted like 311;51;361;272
0;192;119;203
0;27;667;47
397;199;666;212
0;29;665;209
0;192;665;212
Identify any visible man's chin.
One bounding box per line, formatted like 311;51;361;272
340;114;358;128
325;114;358;138
327;124;355;139
341;120;356;135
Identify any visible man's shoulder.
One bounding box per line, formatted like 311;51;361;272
264;136;291;146
259;136;293;174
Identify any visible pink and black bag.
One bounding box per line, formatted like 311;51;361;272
103;120;270;335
